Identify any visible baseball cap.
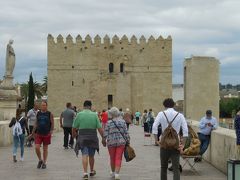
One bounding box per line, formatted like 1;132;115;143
206;110;212;115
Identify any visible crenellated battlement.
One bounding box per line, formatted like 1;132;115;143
47;33;172;117
47;34;172;47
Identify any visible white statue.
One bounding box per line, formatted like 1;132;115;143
5;39;15;77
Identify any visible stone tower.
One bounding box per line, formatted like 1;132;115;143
184;56;220;120
47;34;172;116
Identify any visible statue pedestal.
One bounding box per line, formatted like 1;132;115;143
0;76;14;89
0;88;18;121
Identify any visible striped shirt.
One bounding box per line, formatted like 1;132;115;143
104;117;130;147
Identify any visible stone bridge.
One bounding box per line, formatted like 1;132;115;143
0;120;227;180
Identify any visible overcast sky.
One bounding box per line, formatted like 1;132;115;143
0;0;239;84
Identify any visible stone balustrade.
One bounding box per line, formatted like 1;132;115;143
0;120;13;146
189;119;239;174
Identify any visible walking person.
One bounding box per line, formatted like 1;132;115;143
100;109;108;129
142;109;148;130
195;110;218;162
9;112;29;162
119;108;124;118
235;107;240;152
73;106;78;113
60;102;76;149
72;100;104;180
235;107;240;143
30;101;54;169
123;108;132;130
27;103;39;147
103;107;130;180
152;98;188;180
147;109;155;133
135;110;141;125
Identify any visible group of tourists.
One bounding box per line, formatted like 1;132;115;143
9;97;223;180
123;99;218;180
61;100;130;180
10;100;131;180
152;99;218;180
9;101;54;170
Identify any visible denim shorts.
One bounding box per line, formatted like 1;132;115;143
81;147;96;156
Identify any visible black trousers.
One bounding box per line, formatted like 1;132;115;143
63;127;74;147
29;125;34;134
126;123;130;130
144;122;149;132
157;125;162;141
28;125;34;142
160;148;180;180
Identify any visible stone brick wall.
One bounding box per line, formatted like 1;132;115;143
47;34;172;116
184;56;220;120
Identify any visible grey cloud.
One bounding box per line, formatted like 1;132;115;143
0;0;239;84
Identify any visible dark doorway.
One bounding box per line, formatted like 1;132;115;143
108;95;113;108
120;63;124;73
109;63;114;73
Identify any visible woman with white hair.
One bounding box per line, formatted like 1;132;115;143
103;107;130;180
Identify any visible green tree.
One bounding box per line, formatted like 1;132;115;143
236;84;240;91
34;81;43;98
41;76;48;95
226;84;233;89
220;98;240;118
27;73;35;111
20;82;28;108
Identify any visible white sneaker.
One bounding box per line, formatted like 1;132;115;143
20;157;24;161
110;171;115;178
115;174;120;180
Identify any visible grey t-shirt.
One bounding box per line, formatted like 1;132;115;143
27;109;39;126
61;108;75;127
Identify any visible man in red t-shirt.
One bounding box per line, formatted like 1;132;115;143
101;110;108;128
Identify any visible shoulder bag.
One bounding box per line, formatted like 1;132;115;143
111;120;136;162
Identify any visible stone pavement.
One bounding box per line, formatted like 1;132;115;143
0;125;226;180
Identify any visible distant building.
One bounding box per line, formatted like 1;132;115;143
172;84;184;113
172;84;184;102
220;89;239;99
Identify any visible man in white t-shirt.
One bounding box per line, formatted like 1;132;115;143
27;103;39;146
152;98;188;180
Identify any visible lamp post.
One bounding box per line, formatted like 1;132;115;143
227;159;240;180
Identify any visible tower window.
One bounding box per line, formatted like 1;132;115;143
120;63;124;73
109;63;114;73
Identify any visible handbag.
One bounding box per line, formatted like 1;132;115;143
111;120;136;162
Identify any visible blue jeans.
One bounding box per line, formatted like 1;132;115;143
148;121;154;133
13;134;25;158
198;133;210;155
81;147;96;156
